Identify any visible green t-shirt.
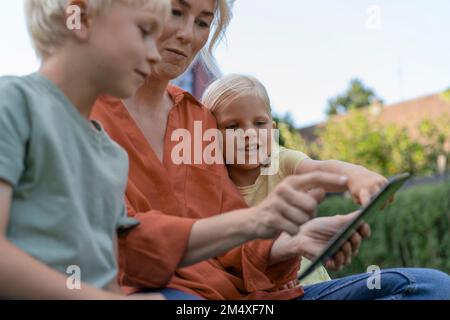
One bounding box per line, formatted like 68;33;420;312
0;73;137;289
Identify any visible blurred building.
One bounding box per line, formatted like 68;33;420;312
171;58;217;100
299;92;450;173
300;92;450;141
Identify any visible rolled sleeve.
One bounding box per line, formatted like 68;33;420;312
218;239;301;293
0;81;29;187
118;198;198;289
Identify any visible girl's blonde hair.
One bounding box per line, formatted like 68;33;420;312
25;0;170;60
200;0;234;77
202;73;272;115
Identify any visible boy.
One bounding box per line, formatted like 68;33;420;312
0;0;169;299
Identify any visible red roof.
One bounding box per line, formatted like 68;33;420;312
299;92;450;142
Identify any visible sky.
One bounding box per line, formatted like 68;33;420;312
1;0;449;128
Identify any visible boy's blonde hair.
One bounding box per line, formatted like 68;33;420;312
25;0;170;60
202;74;272;115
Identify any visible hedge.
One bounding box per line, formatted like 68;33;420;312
317;179;450;278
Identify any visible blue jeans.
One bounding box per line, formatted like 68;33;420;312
300;268;450;300
158;288;203;300
156;268;450;300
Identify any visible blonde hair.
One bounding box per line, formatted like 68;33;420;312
25;0;170;60
202;74;272;115
200;0;233;77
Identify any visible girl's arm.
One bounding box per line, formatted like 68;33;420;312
295;159;387;205
295;159;359;192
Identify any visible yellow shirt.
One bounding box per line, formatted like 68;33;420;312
237;147;332;286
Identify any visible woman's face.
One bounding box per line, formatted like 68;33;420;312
152;0;216;80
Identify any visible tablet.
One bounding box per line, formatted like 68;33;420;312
297;172;411;282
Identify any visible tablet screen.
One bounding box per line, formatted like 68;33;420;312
298;172;411;282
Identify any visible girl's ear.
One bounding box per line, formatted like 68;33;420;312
272;121;277;130
66;0;91;41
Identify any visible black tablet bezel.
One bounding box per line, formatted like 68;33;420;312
298;172;411;282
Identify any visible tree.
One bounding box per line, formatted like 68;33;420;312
274;106;450;177
418;116;450;173
273;113;311;153
315;109;449;176
326;78;382;116
441;87;450;103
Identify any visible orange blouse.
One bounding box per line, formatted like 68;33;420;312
91;85;302;300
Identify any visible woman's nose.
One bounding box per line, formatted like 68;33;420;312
176;18;195;44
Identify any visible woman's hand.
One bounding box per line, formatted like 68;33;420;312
180;172;348;268
270;211;371;269
247;172;349;239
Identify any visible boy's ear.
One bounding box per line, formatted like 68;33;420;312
272;121;277;129
66;0;91;41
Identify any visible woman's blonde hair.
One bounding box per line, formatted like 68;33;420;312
202;73;272;115
200;0;234;77
25;0;170;60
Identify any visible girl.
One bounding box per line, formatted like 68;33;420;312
202;74;390;285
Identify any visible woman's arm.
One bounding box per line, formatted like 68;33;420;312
181;172;350;266
119;172;349;289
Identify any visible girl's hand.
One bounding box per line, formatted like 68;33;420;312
348;168;388;206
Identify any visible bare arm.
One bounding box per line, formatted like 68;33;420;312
295;159;360;192
0;180;121;299
296;159;387;205
0;180;163;300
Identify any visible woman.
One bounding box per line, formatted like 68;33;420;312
92;0;450;300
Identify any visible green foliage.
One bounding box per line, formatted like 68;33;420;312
326;78;382;116
418;118;450;172
275;109;450;177
316;110;441;176
318;180;450;278
274;83;450;176
271;82;450;280
441;88;450;103
274;113;312;155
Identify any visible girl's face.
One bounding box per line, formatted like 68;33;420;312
214;94;275;171
151;0;216;80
